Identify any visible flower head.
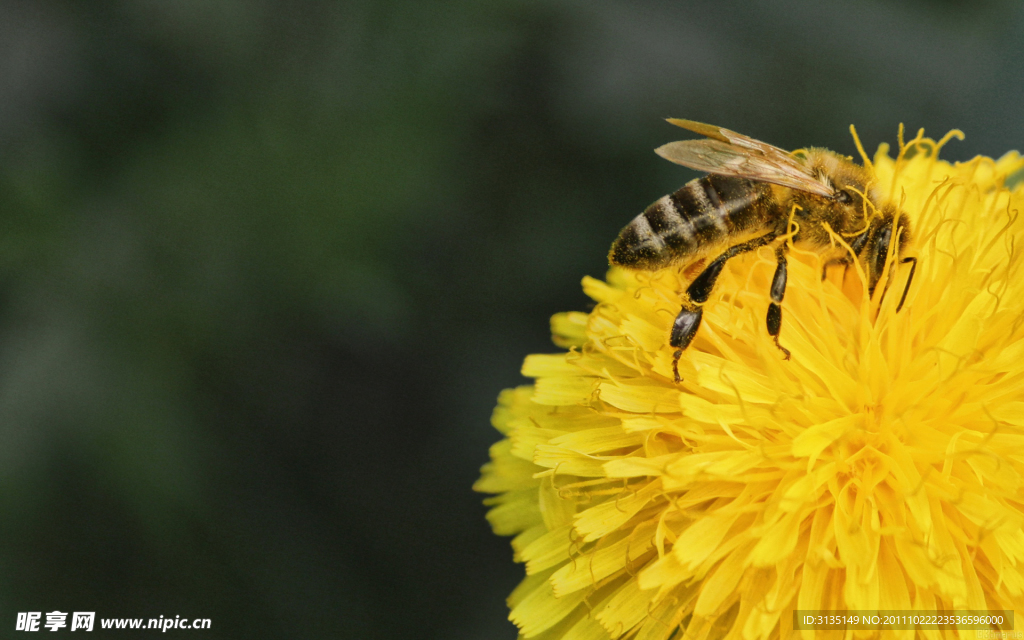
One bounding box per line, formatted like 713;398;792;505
476;128;1024;639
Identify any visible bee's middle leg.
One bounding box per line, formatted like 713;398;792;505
767;245;791;359
821;257;851;281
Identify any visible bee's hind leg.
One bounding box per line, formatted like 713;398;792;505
767;245;791;359
670;230;779;382
670;306;702;383
670;249;729;383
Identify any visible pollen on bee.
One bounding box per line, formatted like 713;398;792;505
681;259;706;281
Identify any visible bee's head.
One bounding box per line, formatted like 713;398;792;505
804;151;916;309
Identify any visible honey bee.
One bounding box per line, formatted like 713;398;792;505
609;119;917;383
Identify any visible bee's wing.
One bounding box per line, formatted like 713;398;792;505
656;119;836;198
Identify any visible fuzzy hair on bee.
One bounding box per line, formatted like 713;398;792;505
609;119;917;383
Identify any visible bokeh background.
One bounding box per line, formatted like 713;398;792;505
0;1;1021;638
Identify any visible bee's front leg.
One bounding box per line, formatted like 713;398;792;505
896;256;917;312
767;245;791;359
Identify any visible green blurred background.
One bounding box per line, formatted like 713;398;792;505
0;1;1020;638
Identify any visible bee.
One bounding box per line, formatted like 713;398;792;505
609;119;917;383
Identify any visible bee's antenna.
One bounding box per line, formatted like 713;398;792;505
896;257;917;312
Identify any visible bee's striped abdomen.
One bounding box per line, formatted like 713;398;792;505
609;175;771;270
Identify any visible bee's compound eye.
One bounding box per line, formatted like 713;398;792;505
835;189;853;204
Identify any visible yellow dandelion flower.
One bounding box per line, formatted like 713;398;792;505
476;126;1024;640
